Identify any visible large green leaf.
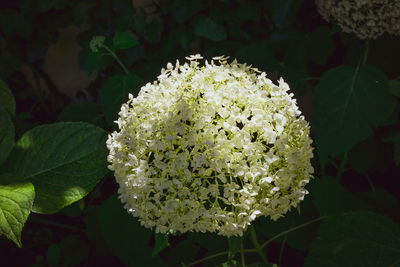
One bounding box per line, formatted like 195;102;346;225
0;107;14;165
310;176;368;216
312;65;395;158
195;16;227;41
305;211;400;267
3;122;108;214
97;194;166;266
0;79;16;116
0;182;35;247
113;32;139;50
101;74;143;127
58;101;104;127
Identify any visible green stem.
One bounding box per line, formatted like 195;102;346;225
278;235;287;266
241;242;246;267
186;217;327;266
101;44;130;75
363;40;370;65
364;172;376;193
335;152;348;180
250;225;268;263
260;216;326;250
186;251;228;266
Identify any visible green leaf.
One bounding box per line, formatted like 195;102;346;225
101;74;143;127
0;79;16;116
305;211;400;267
86;52;103;75
97;194;165;266
312;65;395;158
310;176;368;216
3;122;108;214
0;182;35;247
58;101;104;127
347;136;379;174
113;32;139;50
152;233;169;257
228;236;243;259
268;0;303;29
195;16;227;41
389;80;400;97
0;107;14;165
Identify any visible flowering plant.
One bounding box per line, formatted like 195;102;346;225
107;55;314;236
316;0;400;39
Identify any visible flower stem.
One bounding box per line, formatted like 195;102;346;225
241;242;246;267
250;225;268;263
363;40;370;65
260;216;326;250
101;43;130;75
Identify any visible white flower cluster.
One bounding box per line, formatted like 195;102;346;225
316;0;400;39
106;55;314;237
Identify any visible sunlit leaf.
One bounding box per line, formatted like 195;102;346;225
0;182;35;247
3;122;108;214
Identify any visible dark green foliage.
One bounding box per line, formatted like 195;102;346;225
305;211;400;267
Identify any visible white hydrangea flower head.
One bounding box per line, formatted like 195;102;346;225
106;55;314;237
316;0;400;39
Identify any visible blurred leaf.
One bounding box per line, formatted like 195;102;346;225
145;20;164;44
312;65;395;158
101;74;143;127
389;80;400;97
3;122;108;214
46;244;61;266
310;176;368;216
228;236;243;259
0;182;35;248
87;52;103;74
195;16;227;41
268;0;303;29
58;101;104;127
152;233;169;257
113;32;139;50
171;0;203;24
305;211;400;267
0;107;14;165
98;194;165;266
0;79;16;116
